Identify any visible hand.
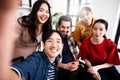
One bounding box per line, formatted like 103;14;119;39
93;72;101;80
87;67;101;80
69;61;79;71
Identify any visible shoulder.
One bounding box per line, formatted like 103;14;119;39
67;35;73;39
81;38;90;44
31;51;43;57
67;35;75;42
26;51;43;61
76;21;84;28
104;38;117;47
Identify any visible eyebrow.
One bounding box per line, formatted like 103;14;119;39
47;38;62;41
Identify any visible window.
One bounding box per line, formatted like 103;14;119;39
115;17;120;52
67;0;92;32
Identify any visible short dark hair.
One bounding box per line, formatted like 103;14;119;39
42;30;63;43
58;15;72;27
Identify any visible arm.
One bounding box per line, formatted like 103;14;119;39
85;59;113;80
84;59;101;80
58;62;79;71
0;0;20;79
8;69;22;80
58;54;73;70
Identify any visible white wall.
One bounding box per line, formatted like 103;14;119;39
91;0;120;41
49;0;120;41
48;0;67;15
17;0;120;41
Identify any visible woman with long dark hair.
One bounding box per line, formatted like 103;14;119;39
13;0;52;60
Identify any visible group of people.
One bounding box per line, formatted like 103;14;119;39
0;0;120;80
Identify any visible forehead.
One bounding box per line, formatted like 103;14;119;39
94;22;105;28
80;10;92;15
48;32;61;40
39;3;49;9
60;21;71;26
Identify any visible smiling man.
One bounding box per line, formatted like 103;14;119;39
1;30;63;80
57;16;80;80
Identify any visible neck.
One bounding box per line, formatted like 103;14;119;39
48;57;55;63
36;24;43;36
91;37;104;44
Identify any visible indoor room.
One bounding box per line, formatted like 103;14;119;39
0;0;120;79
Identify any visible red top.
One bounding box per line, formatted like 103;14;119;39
79;38;120;65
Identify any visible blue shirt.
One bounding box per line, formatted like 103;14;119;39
12;51;59;80
62;36;74;63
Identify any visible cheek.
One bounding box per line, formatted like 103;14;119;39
46;13;50;18
59;44;63;51
37;12;40;17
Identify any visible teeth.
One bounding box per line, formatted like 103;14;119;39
52;49;57;52
51;49;58;53
41;16;46;20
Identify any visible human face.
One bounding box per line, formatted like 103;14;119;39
37;3;49;24
93;22;107;40
58;21;71;37
80;10;93;26
43;32;63;62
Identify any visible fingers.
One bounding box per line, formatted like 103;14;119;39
93;73;101;80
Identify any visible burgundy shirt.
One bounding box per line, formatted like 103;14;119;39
79;38;120;65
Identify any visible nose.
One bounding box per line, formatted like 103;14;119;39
64;28;67;32
52;41;57;47
96;30;100;34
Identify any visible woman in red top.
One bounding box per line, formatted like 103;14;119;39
79;19;120;80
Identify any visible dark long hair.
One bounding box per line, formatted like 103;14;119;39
17;0;52;42
93;19;108;38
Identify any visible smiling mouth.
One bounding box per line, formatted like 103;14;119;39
40;16;47;21
50;48;58;53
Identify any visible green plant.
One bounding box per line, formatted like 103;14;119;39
52;12;63;29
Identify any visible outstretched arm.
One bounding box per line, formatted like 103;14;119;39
0;0;20;79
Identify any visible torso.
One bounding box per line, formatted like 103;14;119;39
13;25;41;59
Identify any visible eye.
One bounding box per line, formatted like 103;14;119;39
39;9;43;12
46;40;52;42
100;28;103;31
57;40;62;43
93;27;97;30
46;10;49;13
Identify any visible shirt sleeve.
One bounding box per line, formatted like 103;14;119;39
78;41;88;60
10;67;22;78
12;52;41;80
106;41;120;65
